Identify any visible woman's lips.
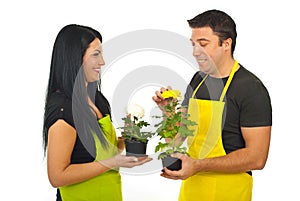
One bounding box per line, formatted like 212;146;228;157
93;68;100;73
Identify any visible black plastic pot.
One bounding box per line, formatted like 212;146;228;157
124;139;147;157
161;155;182;171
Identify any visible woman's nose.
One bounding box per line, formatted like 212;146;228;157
98;54;105;66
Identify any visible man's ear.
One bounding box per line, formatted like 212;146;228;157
222;38;232;52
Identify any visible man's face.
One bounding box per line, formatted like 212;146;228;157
190;27;224;76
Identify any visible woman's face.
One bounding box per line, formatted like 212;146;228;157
82;38;105;83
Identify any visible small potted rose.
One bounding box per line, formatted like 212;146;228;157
118;103;155;157
153;90;197;170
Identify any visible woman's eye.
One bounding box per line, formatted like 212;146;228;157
92;52;100;57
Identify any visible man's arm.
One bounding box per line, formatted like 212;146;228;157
161;126;271;180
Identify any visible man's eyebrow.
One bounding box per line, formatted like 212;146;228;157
196;38;210;42
190;38;210;42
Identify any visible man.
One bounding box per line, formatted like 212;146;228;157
153;9;272;201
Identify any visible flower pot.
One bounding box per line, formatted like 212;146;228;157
161;155;182;171
124;139;147;157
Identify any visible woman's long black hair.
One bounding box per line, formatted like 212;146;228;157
43;24;109;157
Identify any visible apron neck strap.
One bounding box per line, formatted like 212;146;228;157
192;74;208;98
191;60;239;101
219;60;238;101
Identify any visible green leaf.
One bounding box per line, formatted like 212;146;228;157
155;142;169;152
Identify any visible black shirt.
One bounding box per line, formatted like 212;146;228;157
44;90;111;200
182;65;272;154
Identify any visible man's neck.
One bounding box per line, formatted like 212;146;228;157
210;58;237;78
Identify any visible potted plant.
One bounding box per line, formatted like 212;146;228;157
153;90;197;170
118;103;155;157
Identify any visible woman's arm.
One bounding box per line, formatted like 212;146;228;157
47;119;151;187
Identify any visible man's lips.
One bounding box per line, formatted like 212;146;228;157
196;58;207;63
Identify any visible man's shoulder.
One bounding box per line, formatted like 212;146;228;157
231;65;270;101
235;65;266;87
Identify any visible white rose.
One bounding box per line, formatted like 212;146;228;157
126;103;145;120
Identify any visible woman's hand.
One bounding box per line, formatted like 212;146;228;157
99;154;152;169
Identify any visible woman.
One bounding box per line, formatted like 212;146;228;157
43;24;151;201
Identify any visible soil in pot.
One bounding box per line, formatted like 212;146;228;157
161;155;182;171
124;139;147;157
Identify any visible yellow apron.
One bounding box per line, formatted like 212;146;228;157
59;115;122;201
179;61;253;201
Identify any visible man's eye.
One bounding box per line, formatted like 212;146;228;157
199;42;208;47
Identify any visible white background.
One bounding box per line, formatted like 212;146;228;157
1;0;299;200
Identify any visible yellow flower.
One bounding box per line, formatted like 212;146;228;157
161;90;182;99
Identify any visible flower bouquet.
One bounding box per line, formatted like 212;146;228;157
153;90;197;170
119;103;155;157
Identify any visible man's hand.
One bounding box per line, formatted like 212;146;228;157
160;152;199;180
152;86;173;109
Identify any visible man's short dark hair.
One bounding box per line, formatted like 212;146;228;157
188;9;237;56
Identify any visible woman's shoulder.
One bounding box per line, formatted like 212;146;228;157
45;92;74;129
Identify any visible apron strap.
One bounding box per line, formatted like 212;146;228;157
192;74;208;98
219;60;239;102
192;60;239;101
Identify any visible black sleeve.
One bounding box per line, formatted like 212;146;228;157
240;80;272;127
45;91;111;130
45;93;75;130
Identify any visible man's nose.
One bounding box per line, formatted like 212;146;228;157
193;45;203;56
